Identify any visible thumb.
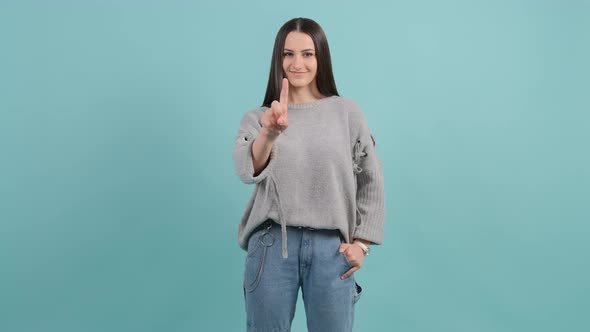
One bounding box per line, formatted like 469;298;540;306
339;244;350;253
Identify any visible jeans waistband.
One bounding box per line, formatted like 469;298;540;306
261;219;316;231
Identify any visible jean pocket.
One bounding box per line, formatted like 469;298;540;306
353;279;362;304
341;251;354;268
338;234;354;268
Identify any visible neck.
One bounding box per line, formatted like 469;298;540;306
288;84;324;103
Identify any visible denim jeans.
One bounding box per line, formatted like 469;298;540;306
243;219;362;332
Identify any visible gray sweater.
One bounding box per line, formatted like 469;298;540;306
232;95;385;258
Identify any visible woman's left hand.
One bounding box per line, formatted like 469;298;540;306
339;243;365;280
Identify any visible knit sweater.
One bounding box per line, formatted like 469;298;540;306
232;95;385;258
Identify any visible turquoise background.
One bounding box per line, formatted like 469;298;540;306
1;0;589;331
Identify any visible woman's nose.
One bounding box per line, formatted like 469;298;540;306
293;54;304;68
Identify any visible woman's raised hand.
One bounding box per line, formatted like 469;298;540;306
261;78;289;138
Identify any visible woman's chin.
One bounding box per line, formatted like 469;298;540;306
287;79;312;88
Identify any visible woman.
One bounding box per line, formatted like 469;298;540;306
232;17;385;332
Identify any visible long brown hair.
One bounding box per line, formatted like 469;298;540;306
262;18;339;108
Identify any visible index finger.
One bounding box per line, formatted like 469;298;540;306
341;266;359;280
279;78;289;107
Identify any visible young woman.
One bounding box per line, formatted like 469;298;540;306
232;17;385;332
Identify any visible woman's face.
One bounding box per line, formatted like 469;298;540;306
282;31;318;90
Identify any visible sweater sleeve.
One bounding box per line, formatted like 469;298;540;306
349;102;385;245
232;109;278;184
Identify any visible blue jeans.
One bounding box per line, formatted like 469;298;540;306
243;219;362;332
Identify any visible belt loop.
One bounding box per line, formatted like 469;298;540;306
262;219;273;233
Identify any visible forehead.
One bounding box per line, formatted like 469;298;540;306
284;31;315;50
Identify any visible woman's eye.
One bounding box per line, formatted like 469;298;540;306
283;52;313;57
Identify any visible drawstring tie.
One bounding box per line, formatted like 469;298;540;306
271;177;289;259
281;219;288;259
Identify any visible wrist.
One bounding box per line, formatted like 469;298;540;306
353;240;370;256
260;127;280;141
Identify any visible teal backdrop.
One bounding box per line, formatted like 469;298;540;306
1;0;588;331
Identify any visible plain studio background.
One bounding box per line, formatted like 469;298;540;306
1;0;588;331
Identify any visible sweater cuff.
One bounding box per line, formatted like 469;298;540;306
238;137;278;184
353;170;384;245
353;223;384;245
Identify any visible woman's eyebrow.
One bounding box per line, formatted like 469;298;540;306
283;48;315;52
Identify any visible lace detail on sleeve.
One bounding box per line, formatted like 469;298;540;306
353;139;367;174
